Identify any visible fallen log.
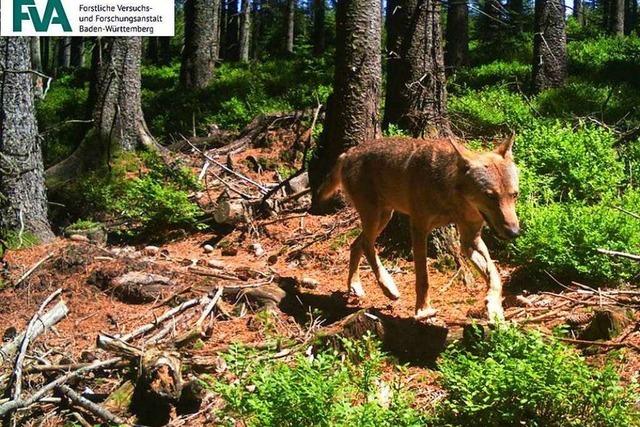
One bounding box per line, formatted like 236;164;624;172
0;300;69;365
119;298;200;342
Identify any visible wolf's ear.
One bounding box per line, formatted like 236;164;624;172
495;133;515;158
448;137;472;164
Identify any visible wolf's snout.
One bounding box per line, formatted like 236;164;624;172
503;225;520;239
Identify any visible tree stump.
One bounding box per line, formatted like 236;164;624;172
578;307;633;341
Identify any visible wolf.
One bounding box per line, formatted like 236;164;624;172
318;135;520;321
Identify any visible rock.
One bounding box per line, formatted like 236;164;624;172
250;243;265;257
221;247;238;256
287;172;309;194
64;222;107;245
207;259;225;269
300;277;320;289
203;244;214;254
144;246;160;256
578;307;634;341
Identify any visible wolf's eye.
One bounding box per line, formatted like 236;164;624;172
511;192;519;199
485;191;498;199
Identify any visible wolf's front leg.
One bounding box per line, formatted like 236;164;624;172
459;225;504;322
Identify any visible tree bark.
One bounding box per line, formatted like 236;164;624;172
159;37;172;65
213;0;222;60
181;0;216;88
573;0;584;24
383;0;450;137
239;0;251;62
57;37;71;69
313;0;326;56
0;37;54;241
70;37;84;68
309;0;382;198
610;0;625;34
445;0;470;71
146;37;159;64
286;0;296;54
226;0;240;60
46;38;158;183
532;0;567;92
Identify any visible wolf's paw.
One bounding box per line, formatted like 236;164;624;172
486;297;505;323
414;306;438;320
379;272;401;300
349;281;366;298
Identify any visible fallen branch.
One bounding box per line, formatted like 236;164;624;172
1;300;69;365
57;385;126;425
0;357;121;418
12;289;63;400
119;298;200;342
13;253;53;287
597;248;640;262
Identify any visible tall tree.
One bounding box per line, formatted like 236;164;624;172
384;0;449;136
212;0;222;60
309;0;381;196
70;38;84;68
573;0;584;25
47;38;158;182
226;0;240;60
532;0;567;92
146;37;159;64
286;0;296;54
313;0;326;56
57;37;71;69
0;37;54;242
610;0;625;34
625;0;637;33
159;37;172;65
181;0;216;88
445;0;470;71
239;0;252;62
478;0;504;51
508;0;525;32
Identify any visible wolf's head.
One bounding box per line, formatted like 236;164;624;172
450;135;520;240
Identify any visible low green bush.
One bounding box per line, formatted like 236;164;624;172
65;152;204;237
513;196;640;282
568;37;640;85
436;326;640;426
516;122;624;203
448;87;535;136
212;335;425;427
450;60;531;91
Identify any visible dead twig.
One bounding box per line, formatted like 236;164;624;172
13;253;53;287
56;385;126;425
119;298;200;342
597;248;640;262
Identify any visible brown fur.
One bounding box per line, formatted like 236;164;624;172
320;136;520;321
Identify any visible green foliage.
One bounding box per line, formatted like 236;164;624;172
450;60;531;91
448;87;535;136
212;336;425;427
436;326;640;426
142;57;333;139
36;76;90;167
383;124;411;137
67;219;103;231
72;152;203;237
2;231;40;250
568;37;640;85
514;197;640;281
516;122;623;203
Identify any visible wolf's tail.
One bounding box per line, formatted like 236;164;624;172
317;153;346;201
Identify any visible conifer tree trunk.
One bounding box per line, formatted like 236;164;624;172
445;0;470;71
159;37;172;65
610;0;625;34
212;0;222;60
286;0;296;53
70;38;84;68
47;38;158;183
181;0;216;88
532;0;567;92
57;37;71;69
41;38;50;74
309;0;382;198
313;0;326;56
573;0;584;24
239;0;251;62
0;37;54;242
226;0;240;60
147;37;159;64
384;0;450;137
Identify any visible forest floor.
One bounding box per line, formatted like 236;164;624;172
3;121;640;425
